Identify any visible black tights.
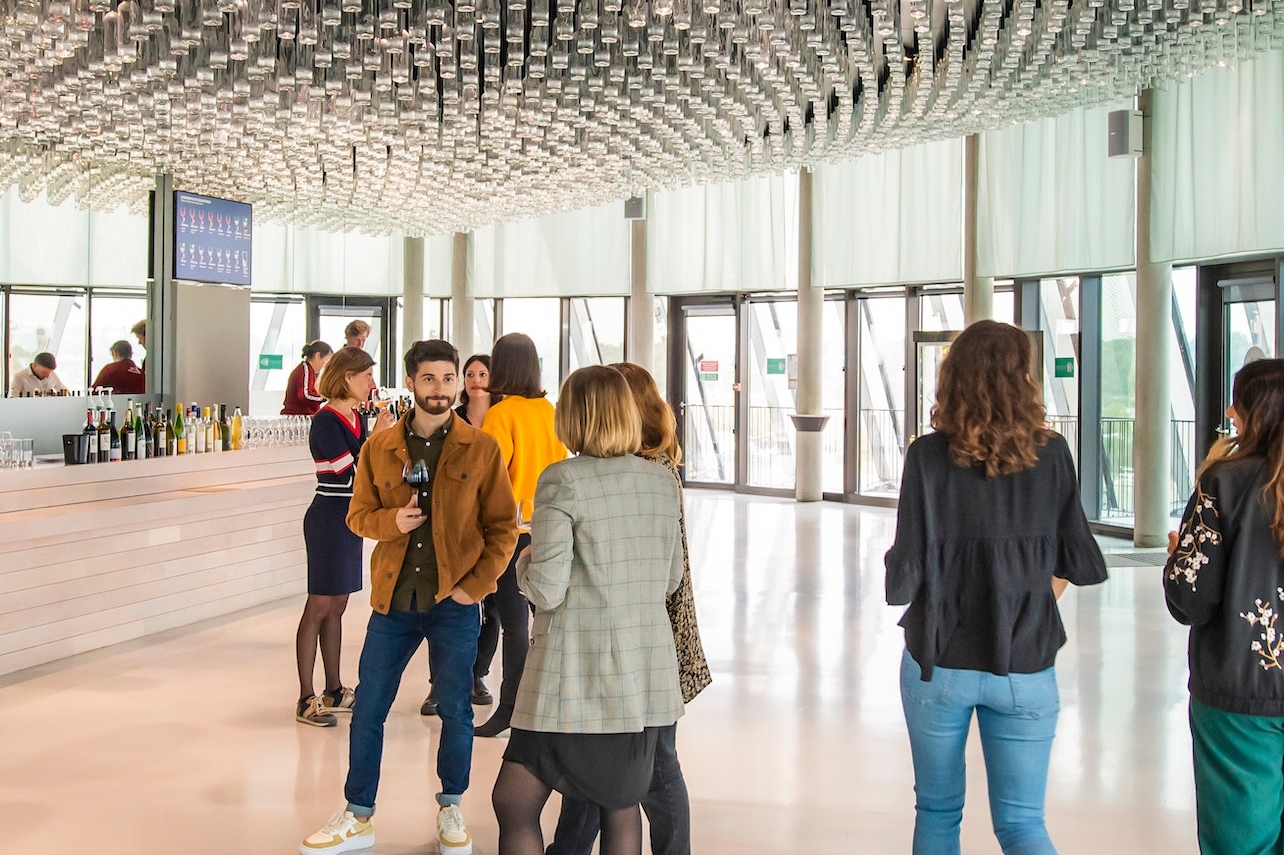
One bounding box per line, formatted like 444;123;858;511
295;593;349;699
492;761;642;855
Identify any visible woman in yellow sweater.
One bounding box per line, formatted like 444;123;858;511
475;332;569;737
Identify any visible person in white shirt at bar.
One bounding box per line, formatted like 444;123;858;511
10;352;66;396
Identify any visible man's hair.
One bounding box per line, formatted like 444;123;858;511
555;366;642;458
317;345;376;400
404;340;460;377
344;320;371;340
487;332;545;398
110;340;133;360
33;352;56;370
130;319;146;337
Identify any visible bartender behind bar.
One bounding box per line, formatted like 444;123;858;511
10;352;67;396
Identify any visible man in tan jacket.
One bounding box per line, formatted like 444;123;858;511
301;339;518;855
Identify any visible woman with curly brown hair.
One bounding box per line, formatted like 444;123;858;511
884;320;1107;855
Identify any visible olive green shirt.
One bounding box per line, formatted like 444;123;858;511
391;419;449;612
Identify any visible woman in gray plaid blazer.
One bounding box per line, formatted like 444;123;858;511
492;366;684;855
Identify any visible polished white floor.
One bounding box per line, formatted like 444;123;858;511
0;490;1198;855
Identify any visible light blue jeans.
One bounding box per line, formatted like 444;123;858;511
899;650;1060;855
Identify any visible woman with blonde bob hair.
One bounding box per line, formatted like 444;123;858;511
493;365;685;855
546;362;711;855
885;320;1107;855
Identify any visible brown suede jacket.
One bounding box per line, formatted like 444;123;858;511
347;410;519;614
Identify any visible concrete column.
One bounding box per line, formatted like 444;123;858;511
962;133;994;325
626;217;653;372
794;168;825;502
449;232;474;357
1133;89;1174;548
402;236;424;345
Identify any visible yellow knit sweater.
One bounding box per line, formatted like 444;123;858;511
481;395;568;506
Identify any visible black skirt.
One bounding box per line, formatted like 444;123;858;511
504;727;662;810
303;495;363;596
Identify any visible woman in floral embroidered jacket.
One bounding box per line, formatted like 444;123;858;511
1164;357;1284;855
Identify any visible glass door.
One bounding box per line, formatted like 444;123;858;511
1195;263;1281;464
308;297;394;386
680;304;738;485
746;299;797;489
910;332;957;442
1221;281;1278;430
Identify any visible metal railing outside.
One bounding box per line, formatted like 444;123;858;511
684;405;1198;519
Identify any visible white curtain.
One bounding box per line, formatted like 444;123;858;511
247;225;403;295
250;220;291;292
647;172;799;294
425;233;454;297
0;188;90;286
977;103;1136;278
88;205;149;288
813;138;964;287
1151;48;1284;264
471;201;630;298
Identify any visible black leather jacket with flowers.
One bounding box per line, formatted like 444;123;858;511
1165;454;1284;716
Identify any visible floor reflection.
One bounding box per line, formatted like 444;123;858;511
1;490;1197;854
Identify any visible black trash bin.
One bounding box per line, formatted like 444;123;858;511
62;433;91;465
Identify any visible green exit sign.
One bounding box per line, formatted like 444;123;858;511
767;358;787;375
259;354;284;370
1054;357;1075;378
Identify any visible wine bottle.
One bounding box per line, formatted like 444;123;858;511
203;406;215;453
231;406;243;450
109;410;122;462
219;404;231;452
194;406;207;453
140;405;152;459
97;409;110;463
173;406;186;455
121;405;136;461
164;409;176;457
82;409;97;464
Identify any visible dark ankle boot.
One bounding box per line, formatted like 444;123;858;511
419;685;438;717
474;704;513;737
471;676;493;705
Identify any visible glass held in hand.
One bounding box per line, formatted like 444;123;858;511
403;458;430;511
516;499;532;533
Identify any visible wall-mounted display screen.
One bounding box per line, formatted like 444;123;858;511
173;191;252;287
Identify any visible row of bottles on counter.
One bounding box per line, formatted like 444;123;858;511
355;394;413;434
80;399;245;462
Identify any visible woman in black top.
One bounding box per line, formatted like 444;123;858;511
1164;358;1284;855
885;321;1107;855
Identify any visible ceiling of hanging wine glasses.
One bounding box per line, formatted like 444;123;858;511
0;0;1279;234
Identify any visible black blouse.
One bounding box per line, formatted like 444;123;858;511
885;431;1107;681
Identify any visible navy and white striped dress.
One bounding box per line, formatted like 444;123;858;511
303;405;369;596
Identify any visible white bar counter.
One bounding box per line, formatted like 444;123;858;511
0;447;315;676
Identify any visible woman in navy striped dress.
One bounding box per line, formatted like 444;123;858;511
295;346;394;727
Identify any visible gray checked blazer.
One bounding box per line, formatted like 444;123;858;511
513;453;685;734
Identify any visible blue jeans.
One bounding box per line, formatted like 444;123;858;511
546;723;689;855
345;601;481;815
899;650;1060;855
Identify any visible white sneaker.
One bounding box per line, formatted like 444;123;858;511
299;810;374;855
437;804;472;855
